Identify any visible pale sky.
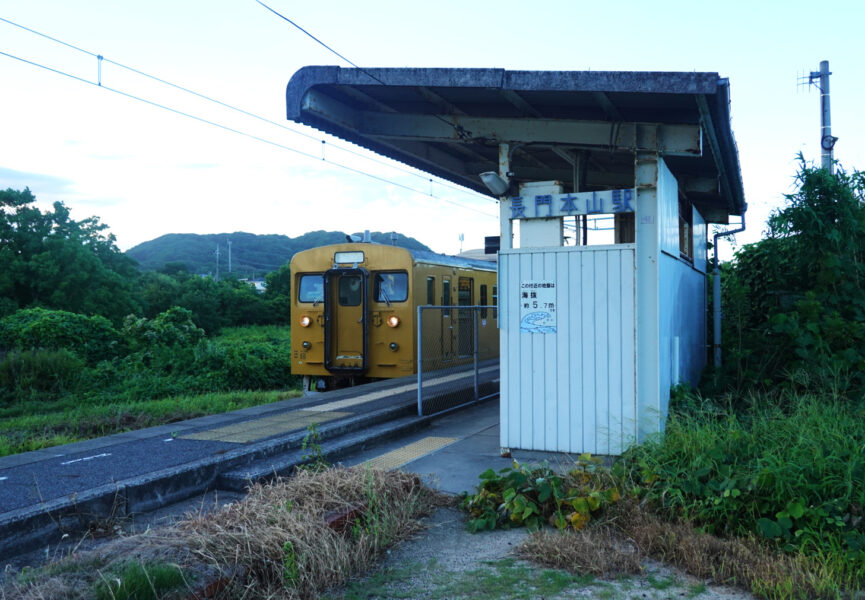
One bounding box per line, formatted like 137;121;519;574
1;0;863;257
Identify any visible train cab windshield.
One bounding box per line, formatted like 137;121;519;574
374;272;408;305
298;274;324;303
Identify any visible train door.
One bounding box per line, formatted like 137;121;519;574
457;277;474;357
441;277;453;361
323;268;368;373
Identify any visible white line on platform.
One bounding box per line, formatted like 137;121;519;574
0;477;7;481
60;453;112;466
307;366;499;413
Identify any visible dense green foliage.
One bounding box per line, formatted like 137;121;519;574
719;160;865;394
0;188;140;322
0;309;298;406
0;316;299;456
617;391;865;588
125;229;431;276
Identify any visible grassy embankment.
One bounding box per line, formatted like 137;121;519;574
0;325;302;457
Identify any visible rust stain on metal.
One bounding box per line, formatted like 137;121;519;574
324;502;367;534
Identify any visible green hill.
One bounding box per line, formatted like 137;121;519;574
125;231;432;277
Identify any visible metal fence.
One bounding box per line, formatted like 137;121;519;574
416;305;499;416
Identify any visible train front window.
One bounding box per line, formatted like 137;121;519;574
338;275;363;306
298;275;324;303
374;272;408;304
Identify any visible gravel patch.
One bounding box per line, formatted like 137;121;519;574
329;506;757;600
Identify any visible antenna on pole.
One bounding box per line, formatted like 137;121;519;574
227;239;232;273
459;233;464;254
808;60;838;173
214;244;220;281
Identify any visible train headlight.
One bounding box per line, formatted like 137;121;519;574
386;315;400;328
299;315;311;327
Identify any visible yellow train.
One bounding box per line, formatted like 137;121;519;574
290;241;498;391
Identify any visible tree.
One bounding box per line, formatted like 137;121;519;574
0;189;140;322
721;159;865;393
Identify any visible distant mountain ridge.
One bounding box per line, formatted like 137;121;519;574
125;230;432;276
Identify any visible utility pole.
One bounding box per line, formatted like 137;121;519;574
214;244;220;281
810;60;838;173
227;239;232;273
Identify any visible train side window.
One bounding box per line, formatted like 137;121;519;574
338;275;362;306
298;274;324;303
458;277;473;305
443;279;451;317
492;285;498;319
480;284;488;318
426;276;435;305
374;271;408;303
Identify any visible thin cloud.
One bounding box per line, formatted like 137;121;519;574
0;167;74;195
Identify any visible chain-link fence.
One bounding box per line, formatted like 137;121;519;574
416;306;499;416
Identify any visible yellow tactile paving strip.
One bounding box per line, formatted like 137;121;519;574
363;436;458;470
181;410;350;443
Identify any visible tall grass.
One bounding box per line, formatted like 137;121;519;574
617;391;865;593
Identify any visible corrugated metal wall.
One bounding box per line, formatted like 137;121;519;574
499;246;636;455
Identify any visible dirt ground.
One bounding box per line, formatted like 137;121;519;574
326;506;757;600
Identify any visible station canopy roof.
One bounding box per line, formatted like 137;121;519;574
285;67;745;222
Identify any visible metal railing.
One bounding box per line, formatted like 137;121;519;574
416;305;499;416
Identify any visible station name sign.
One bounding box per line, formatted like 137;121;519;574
505;188;635;220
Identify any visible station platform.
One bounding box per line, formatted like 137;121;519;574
0;364;513;562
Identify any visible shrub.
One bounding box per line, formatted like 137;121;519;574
617;391;865;586
121;306;204;351
193;340;298;391
719;160;865;395
0;348;85;402
0;307;123;363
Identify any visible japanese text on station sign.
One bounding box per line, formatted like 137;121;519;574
506;189;635;220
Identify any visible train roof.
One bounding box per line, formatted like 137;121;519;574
292;242;496;272
408;248;496;271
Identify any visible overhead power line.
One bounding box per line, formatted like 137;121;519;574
0;16;495;213
0;60;496;221
252;0;474;141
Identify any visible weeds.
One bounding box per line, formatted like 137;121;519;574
300;423;329;471
93;561;186;600
616;392;865;589
3;467;443;600
460;456;622;532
